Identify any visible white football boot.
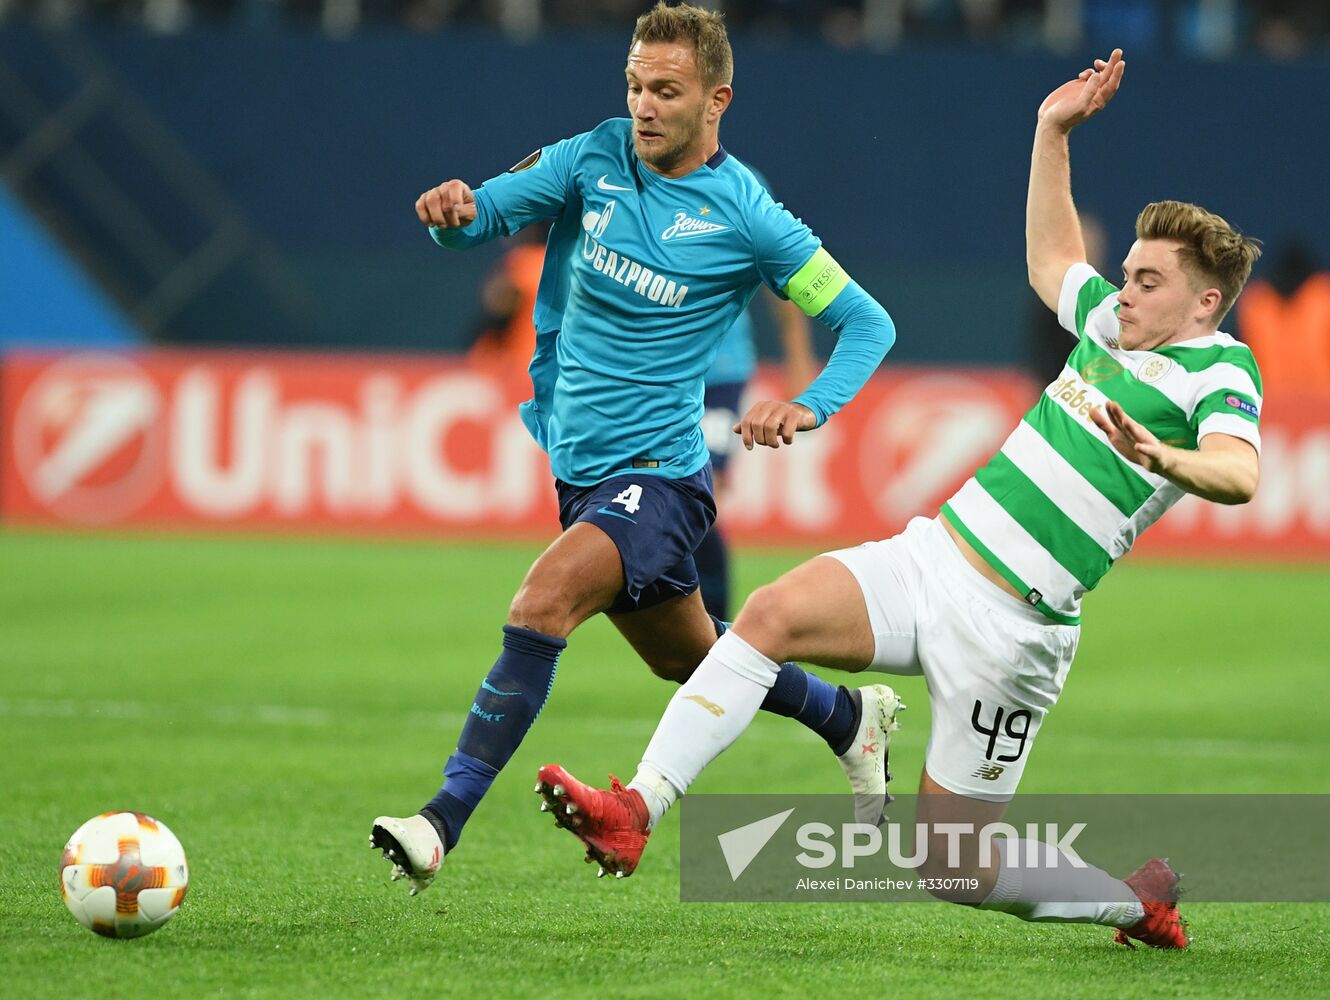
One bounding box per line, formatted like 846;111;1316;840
370;814;444;896
836;684;904;826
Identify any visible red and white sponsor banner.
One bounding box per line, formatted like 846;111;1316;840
1;350;556;536
3;349;1328;558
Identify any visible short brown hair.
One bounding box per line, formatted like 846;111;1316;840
630;2;734;89
1135;200;1262;322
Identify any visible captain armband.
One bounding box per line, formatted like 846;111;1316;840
783;247;851;318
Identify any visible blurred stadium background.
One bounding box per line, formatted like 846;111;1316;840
3;6;1330;995
2;0;1328;551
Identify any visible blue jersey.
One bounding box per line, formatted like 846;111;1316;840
705;311;757;387
434;118;888;485
704;163;773;388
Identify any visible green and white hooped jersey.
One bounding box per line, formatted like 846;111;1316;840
942;263;1263;625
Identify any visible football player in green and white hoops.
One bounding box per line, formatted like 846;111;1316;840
539;49;1261;951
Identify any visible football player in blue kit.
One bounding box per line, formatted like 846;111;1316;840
371;1;900;894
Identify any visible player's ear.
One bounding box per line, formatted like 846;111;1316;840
1196;286;1223;324
708;85;733;122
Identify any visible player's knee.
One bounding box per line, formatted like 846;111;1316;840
640;632;710;683
643;653;698;683
507;583;577;637
731;581;803;660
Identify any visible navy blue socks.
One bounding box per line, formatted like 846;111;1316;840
423;625;565;851
761;660;859;755
423;617;858;852
694;526;731;621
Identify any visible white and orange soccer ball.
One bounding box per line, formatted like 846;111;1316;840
59;812;189;939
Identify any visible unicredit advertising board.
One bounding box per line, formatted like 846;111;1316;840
2;350;1327;557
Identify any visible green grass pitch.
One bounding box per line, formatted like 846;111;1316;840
2;529;1328;997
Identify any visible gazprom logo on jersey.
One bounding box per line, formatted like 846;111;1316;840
660;210;728;242
581;199;688;309
582;200;616;240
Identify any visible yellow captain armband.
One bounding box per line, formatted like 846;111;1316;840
784;247;851;318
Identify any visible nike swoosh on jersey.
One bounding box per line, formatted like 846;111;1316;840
597;175;631;191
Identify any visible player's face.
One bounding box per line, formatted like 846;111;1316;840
1116;239;1220;350
625;41;713;174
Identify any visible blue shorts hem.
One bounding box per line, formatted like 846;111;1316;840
556;467;716;614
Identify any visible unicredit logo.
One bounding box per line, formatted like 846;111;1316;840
860;374;1011;521
13;354;165;523
7;353;552;527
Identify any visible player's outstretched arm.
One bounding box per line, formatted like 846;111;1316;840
1026;50;1125;312
769;292;818;398
1091;401;1258;504
734;280;895;450
735;294;818;449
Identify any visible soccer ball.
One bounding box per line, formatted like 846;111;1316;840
59;812;189;939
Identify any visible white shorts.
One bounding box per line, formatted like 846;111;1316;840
825;516;1079;801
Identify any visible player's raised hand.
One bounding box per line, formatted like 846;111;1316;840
734;400;817;450
1091;400;1172;475
1037;49;1125;133
416;180;478;229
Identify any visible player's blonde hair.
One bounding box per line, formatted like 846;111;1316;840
1135;200;1262;322
630;2;734;89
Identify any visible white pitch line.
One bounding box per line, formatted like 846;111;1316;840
0;697;795;744
0;697;1318;759
0;697;333;728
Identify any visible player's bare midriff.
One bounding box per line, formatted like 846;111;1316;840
940;516;1027;603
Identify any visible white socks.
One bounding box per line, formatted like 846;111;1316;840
629;631;780;828
979;838;1145;928
624;633;1143;934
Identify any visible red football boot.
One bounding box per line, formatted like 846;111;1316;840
1114;858;1190;949
535;764;650;878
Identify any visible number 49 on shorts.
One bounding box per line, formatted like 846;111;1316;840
612;484;643;514
971;700;1032;763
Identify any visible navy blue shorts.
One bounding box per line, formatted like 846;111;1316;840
702;381;745;475
556;465;717;614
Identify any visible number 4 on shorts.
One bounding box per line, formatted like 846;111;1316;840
612;484;643;514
